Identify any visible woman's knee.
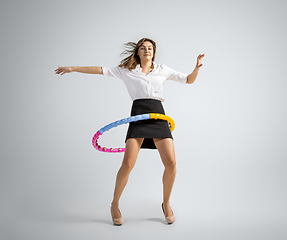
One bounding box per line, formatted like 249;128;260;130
164;157;176;169
120;138;143;172
121;159;135;172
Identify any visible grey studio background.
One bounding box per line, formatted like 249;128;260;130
0;0;286;239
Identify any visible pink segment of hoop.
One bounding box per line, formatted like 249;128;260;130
92;130;125;153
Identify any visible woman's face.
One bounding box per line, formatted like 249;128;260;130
137;41;154;62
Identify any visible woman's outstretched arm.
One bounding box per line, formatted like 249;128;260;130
186;54;205;84
55;66;103;75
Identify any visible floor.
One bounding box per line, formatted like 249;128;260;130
2;199;286;240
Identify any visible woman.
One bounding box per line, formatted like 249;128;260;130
55;38;204;225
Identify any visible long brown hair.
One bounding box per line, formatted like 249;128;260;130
118;38;156;70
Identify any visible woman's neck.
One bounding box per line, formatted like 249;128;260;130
140;60;154;72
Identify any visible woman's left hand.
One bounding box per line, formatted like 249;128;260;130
195;54;205;69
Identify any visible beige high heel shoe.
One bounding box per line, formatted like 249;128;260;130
111;206;123;226
162;203;176;224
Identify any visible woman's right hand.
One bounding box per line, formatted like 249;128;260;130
54;66;73;75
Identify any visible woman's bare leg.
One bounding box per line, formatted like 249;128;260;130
111;138;144;219
153;138;176;217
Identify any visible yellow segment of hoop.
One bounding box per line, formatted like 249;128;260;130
149;113;175;132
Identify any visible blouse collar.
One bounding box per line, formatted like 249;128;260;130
135;62;156;72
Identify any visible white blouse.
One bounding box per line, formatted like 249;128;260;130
102;63;188;102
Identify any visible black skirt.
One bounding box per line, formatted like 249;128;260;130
125;98;173;149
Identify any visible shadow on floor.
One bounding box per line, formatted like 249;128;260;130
146;217;167;225
60;215;111;225
60;214;167;226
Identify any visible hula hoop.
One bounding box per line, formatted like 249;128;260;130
92;113;175;153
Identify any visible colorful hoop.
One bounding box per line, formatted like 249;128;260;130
92;113;175;153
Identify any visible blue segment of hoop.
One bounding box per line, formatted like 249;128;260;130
99;113;150;134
